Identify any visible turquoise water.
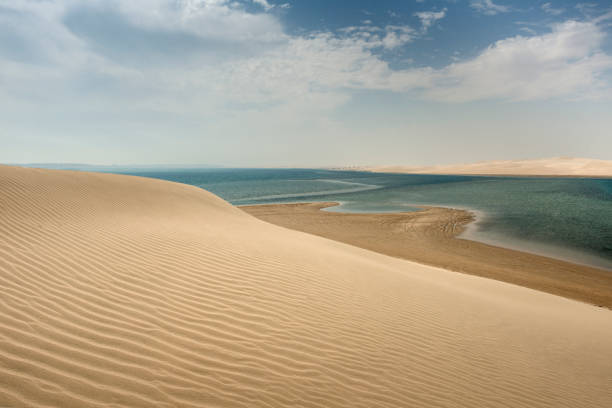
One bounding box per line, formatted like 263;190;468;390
122;168;612;270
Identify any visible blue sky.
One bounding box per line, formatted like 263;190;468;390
2;0;612;166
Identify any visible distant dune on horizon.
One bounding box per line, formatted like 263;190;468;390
360;157;612;177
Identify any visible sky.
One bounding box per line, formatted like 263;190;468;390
1;0;612;167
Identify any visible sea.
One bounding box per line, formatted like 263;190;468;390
117;168;612;270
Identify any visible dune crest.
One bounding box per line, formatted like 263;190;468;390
1;165;611;407
362;157;612;176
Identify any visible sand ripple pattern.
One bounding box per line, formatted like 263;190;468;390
1;166;611;407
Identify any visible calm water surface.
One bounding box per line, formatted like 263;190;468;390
120;168;612;270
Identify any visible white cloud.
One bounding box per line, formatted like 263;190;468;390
381;25;416;49
112;0;284;43
337;24;416;50
2;0;612;166
421;21;612;102
576;3;598;16
0;0;611;124
519;26;537;35
470;0;510;15
252;0;274;11
593;11;612;24
207;28;424;106
214;19;612;104
414;8;447;31
541;2;565;16
207;19;612;105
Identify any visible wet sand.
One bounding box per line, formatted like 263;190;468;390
242;202;612;308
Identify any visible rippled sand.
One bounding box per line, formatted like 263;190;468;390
242;202;612;308
1;165;611;407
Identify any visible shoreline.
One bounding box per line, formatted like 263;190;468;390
336;157;612;178
286;201;611;270
358;170;612;179
456;208;612;271
323;201;611;270
241;201;612;308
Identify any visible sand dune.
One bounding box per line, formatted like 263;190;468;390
363;157;612;177
1;165;611;407
242;202;612;308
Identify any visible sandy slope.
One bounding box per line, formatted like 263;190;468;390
0;165;611;407
242;202;612;308
363;157;612;176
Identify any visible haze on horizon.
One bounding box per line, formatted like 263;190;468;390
2;0;612;167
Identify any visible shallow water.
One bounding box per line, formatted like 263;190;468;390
121;168;612;270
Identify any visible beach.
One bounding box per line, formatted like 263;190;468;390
1;165;612;407
359;157;612;177
242;202;612;308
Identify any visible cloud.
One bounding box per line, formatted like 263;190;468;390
593;11;612;24
337;24;416;50
112;0;284;43
213;27;424;105
0;0;611;126
541;2;565;16
414;8;447;32
518;26;537;35
575;3;598;16
2;0;612;167
381;25;416;49
421;20;612;101
252;0;274;11
207;19;612;105
470;0;510;15
221;18;612;103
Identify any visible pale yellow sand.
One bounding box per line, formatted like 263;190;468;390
1;165;611;407
361;157;612;177
242;202;612;308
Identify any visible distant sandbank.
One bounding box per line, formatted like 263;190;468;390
349;157;612;177
242;202;612;308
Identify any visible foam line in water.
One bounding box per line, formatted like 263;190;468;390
232;180;380;202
